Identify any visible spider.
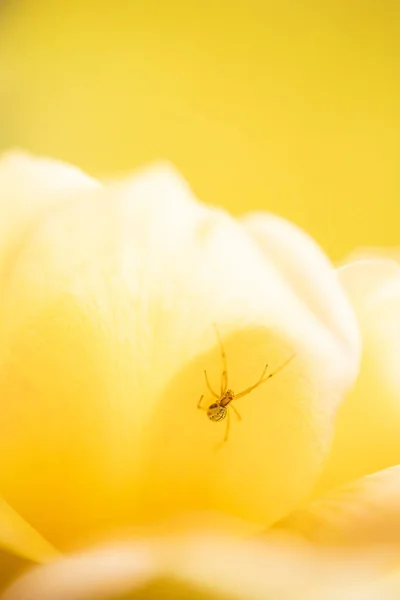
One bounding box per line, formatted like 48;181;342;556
197;325;295;445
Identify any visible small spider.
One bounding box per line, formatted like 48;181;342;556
198;324;295;445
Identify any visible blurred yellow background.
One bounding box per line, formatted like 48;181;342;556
0;0;398;259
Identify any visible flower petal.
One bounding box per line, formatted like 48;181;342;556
276;465;400;547
0;159;359;546
0;551;31;596
1;543;154;600
0;151;99;276
343;246;400;266
242;212;360;366
316;259;400;493
0;496;58;563
1;532;391;600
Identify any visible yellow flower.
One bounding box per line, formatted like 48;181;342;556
1;152;399;599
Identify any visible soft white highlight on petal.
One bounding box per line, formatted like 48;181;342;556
0;151;99;195
0;151;100;290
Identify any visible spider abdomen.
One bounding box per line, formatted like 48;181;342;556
207;403;227;421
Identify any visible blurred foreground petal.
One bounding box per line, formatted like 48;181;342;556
0;497;58;563
1;543;154;600
0;551;31;597
2;531;395;600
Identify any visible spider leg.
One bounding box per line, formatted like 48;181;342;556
234;364;269;400
213;323;228;394
234;353;295;400
267;353;296;378
230;403;242;421
224;407;231;442
214;407;231;451
197;394;206;410
204;370;219;398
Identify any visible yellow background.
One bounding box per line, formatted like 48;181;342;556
0;0;398;259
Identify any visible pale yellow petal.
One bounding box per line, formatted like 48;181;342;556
242;212;360;366
0;160;359;547
277;465;400;546
316;259;400;493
